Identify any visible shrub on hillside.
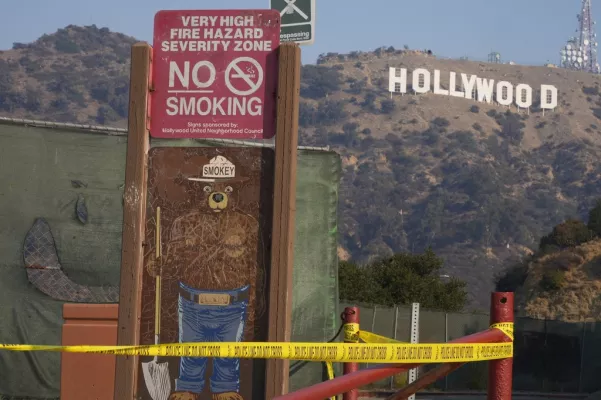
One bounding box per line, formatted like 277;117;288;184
380;99;396;114
300;65;343;99
348;78;367;94
539;219;594;251
494;110;525;144
431;117;450;128
587;199;601;236
361;92;377;112
540;269;565;291
315;100;348;126
299;102;316;127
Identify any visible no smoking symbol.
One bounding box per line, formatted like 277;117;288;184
225;57;264;96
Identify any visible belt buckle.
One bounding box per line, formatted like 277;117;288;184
197;293;231;306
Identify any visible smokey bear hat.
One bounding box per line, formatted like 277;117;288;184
186;155;249;184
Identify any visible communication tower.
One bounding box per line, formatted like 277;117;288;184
488;52;502;64
560;0;601;73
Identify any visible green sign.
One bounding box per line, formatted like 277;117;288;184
270;0;315;45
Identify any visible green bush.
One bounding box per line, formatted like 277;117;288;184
339;249;467;311
539;219;593;250
587;199;601;236
300;65;343;99
540;270;565;291
55;38;80;53
380;99;396;114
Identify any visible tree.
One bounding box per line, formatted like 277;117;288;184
338;261;382;304
339;249;467;311
587;199;601;236
539;219;593;250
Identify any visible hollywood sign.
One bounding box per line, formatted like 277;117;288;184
388;67;559;110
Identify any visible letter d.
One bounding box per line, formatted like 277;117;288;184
540;85;558;109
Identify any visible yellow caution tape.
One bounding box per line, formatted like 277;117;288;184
343;323;359;343
358;323;514;344
325;361;336;400
0;340;512;363
490;322;514;341
359;330;406;344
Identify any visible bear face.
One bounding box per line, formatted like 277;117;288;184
197;181;239;213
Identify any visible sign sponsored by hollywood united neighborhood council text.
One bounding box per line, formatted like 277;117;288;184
150;9;280;139
270;0;315;45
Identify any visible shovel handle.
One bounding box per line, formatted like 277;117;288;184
154;207;161;337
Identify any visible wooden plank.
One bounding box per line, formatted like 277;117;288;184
114;42;152;400
265;42;301;399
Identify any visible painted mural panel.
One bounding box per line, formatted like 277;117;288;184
138;146;274;400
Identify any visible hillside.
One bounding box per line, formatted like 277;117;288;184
4;25;601;309
517;239;601;322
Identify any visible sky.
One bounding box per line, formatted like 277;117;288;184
0;0;597;66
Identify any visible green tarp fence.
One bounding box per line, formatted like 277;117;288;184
0;120;341;399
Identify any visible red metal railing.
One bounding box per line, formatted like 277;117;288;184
275;292;514;400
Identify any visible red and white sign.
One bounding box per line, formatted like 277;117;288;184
150;9;280;139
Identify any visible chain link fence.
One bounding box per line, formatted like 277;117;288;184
340;302;601;394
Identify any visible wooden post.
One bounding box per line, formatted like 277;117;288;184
113;42;152;400
265;42;301;399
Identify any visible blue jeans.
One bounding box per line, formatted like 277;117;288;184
175;282;249;394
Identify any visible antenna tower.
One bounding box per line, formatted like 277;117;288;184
488;51;502;63
560;0;601;73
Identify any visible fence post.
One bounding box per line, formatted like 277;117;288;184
408;303;420;400
488;292;514;400
578;322;586;392
444;312;448;391
390;306;399;389
342;306;359;400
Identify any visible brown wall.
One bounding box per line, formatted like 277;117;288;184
61;304;118;400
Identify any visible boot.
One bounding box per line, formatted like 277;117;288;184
168;392;199;400
212;392;244;400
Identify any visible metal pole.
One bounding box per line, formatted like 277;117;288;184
444;312;449;391
408;302;420;400
578;322;586;392
342;306;359;400
391;306;399;389
487;292;514;400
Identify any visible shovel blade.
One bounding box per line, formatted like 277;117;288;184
142;360;172;400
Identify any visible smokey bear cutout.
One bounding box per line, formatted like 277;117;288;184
139;146;274;400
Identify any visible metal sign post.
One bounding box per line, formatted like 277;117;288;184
408;302;420;400
270;0;315;45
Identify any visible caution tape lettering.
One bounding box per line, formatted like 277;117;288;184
346;345;388;361
440;345;474;360
395;346;433;361
480;344;513;358
294;345;338;360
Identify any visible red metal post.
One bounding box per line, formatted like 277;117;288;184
342;306;359;400
488;292;514;400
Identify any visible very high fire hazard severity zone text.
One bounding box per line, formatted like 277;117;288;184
150;10;280;139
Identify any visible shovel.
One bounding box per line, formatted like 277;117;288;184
142;207;172;400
